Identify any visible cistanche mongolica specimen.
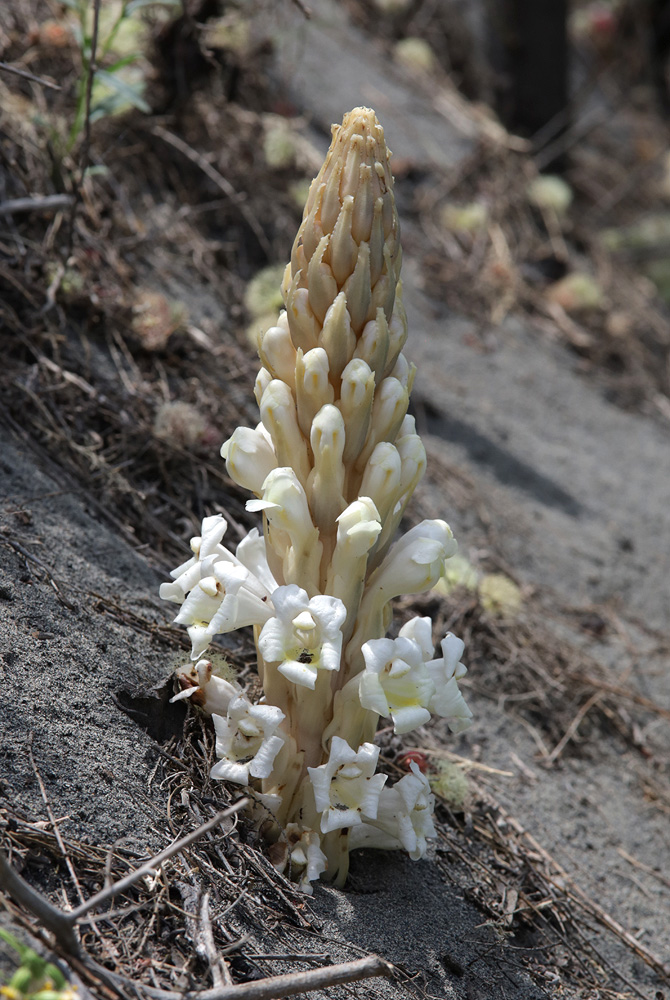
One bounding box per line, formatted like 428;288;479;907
161;107;472;891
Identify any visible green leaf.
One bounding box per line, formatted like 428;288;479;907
126;0;181;13
84;164;111;178
0;930;23;957
43;964;66;990
105;53;142;73
94;69;151;113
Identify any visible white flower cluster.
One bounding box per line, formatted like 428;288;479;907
161;108;472;891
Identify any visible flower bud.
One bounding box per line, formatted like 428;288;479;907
354;309;390;382
325;497;381;633
258;315;297;387
330;194;358;285
307;235;339;323
348;520;457;666
337;358;375;464
248;467;322;593
307;404;347;533
359;442;402;523
356;376;409;471
382;287;408;376
259;379;310;485
254;366;273;406
342;242;372;334
318;291;356;379
284;272;320;352
221;424;278;495
295;347;334;437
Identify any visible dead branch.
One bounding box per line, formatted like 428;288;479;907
0;801;247;957
92;954;393;1000
0;60;61;90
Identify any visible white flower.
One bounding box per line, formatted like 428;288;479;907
348;521;458;663
308;736;388;833
258;585;346;689
159;515;233;604
247;468;322;592
285;824;328;894
371;519;458;602
426;633;473;733
205;561;275;637
170;659;240;716
359;631;435;735
221;424;277;495
211;695;285;785
160;516;278;660
397;615;434;657
349;762;437;860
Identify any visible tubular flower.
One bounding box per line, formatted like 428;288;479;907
285;825;328;893
349;761;437;860
308;737;388;834
170;658;240;716
161;108;473;890
258;585;346;690
426;633;473;733
211;695;285;785
359;634;435;735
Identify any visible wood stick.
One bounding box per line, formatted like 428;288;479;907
68;800;247;921
0;849;80;956
90;954;393;1000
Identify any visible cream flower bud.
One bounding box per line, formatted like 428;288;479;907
325;497;382;627
387;352;415;393
258;315;297;387
308;736;388;834
329;194;357;285
321;156;344;233
337;358;375;464
354;309;390;383
342;242;372;333
248;468;322;592
221;424;278;495
349;520;457;662
318;291;356;379
259;379;310;485
359;442;402;524
254;367;273;406
356;376;409;470
396;430;426;495
298;182;325;260
382;289;408;377
211;695;285;785
307;235;338;322
370;519;457;602
285;276;320;353
307;404;347;532
295;347;334;437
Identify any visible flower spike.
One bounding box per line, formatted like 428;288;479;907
161;108;472;890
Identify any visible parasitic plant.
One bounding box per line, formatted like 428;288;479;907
161;108;472;890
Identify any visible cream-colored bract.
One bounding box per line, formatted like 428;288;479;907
161;107;472;891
